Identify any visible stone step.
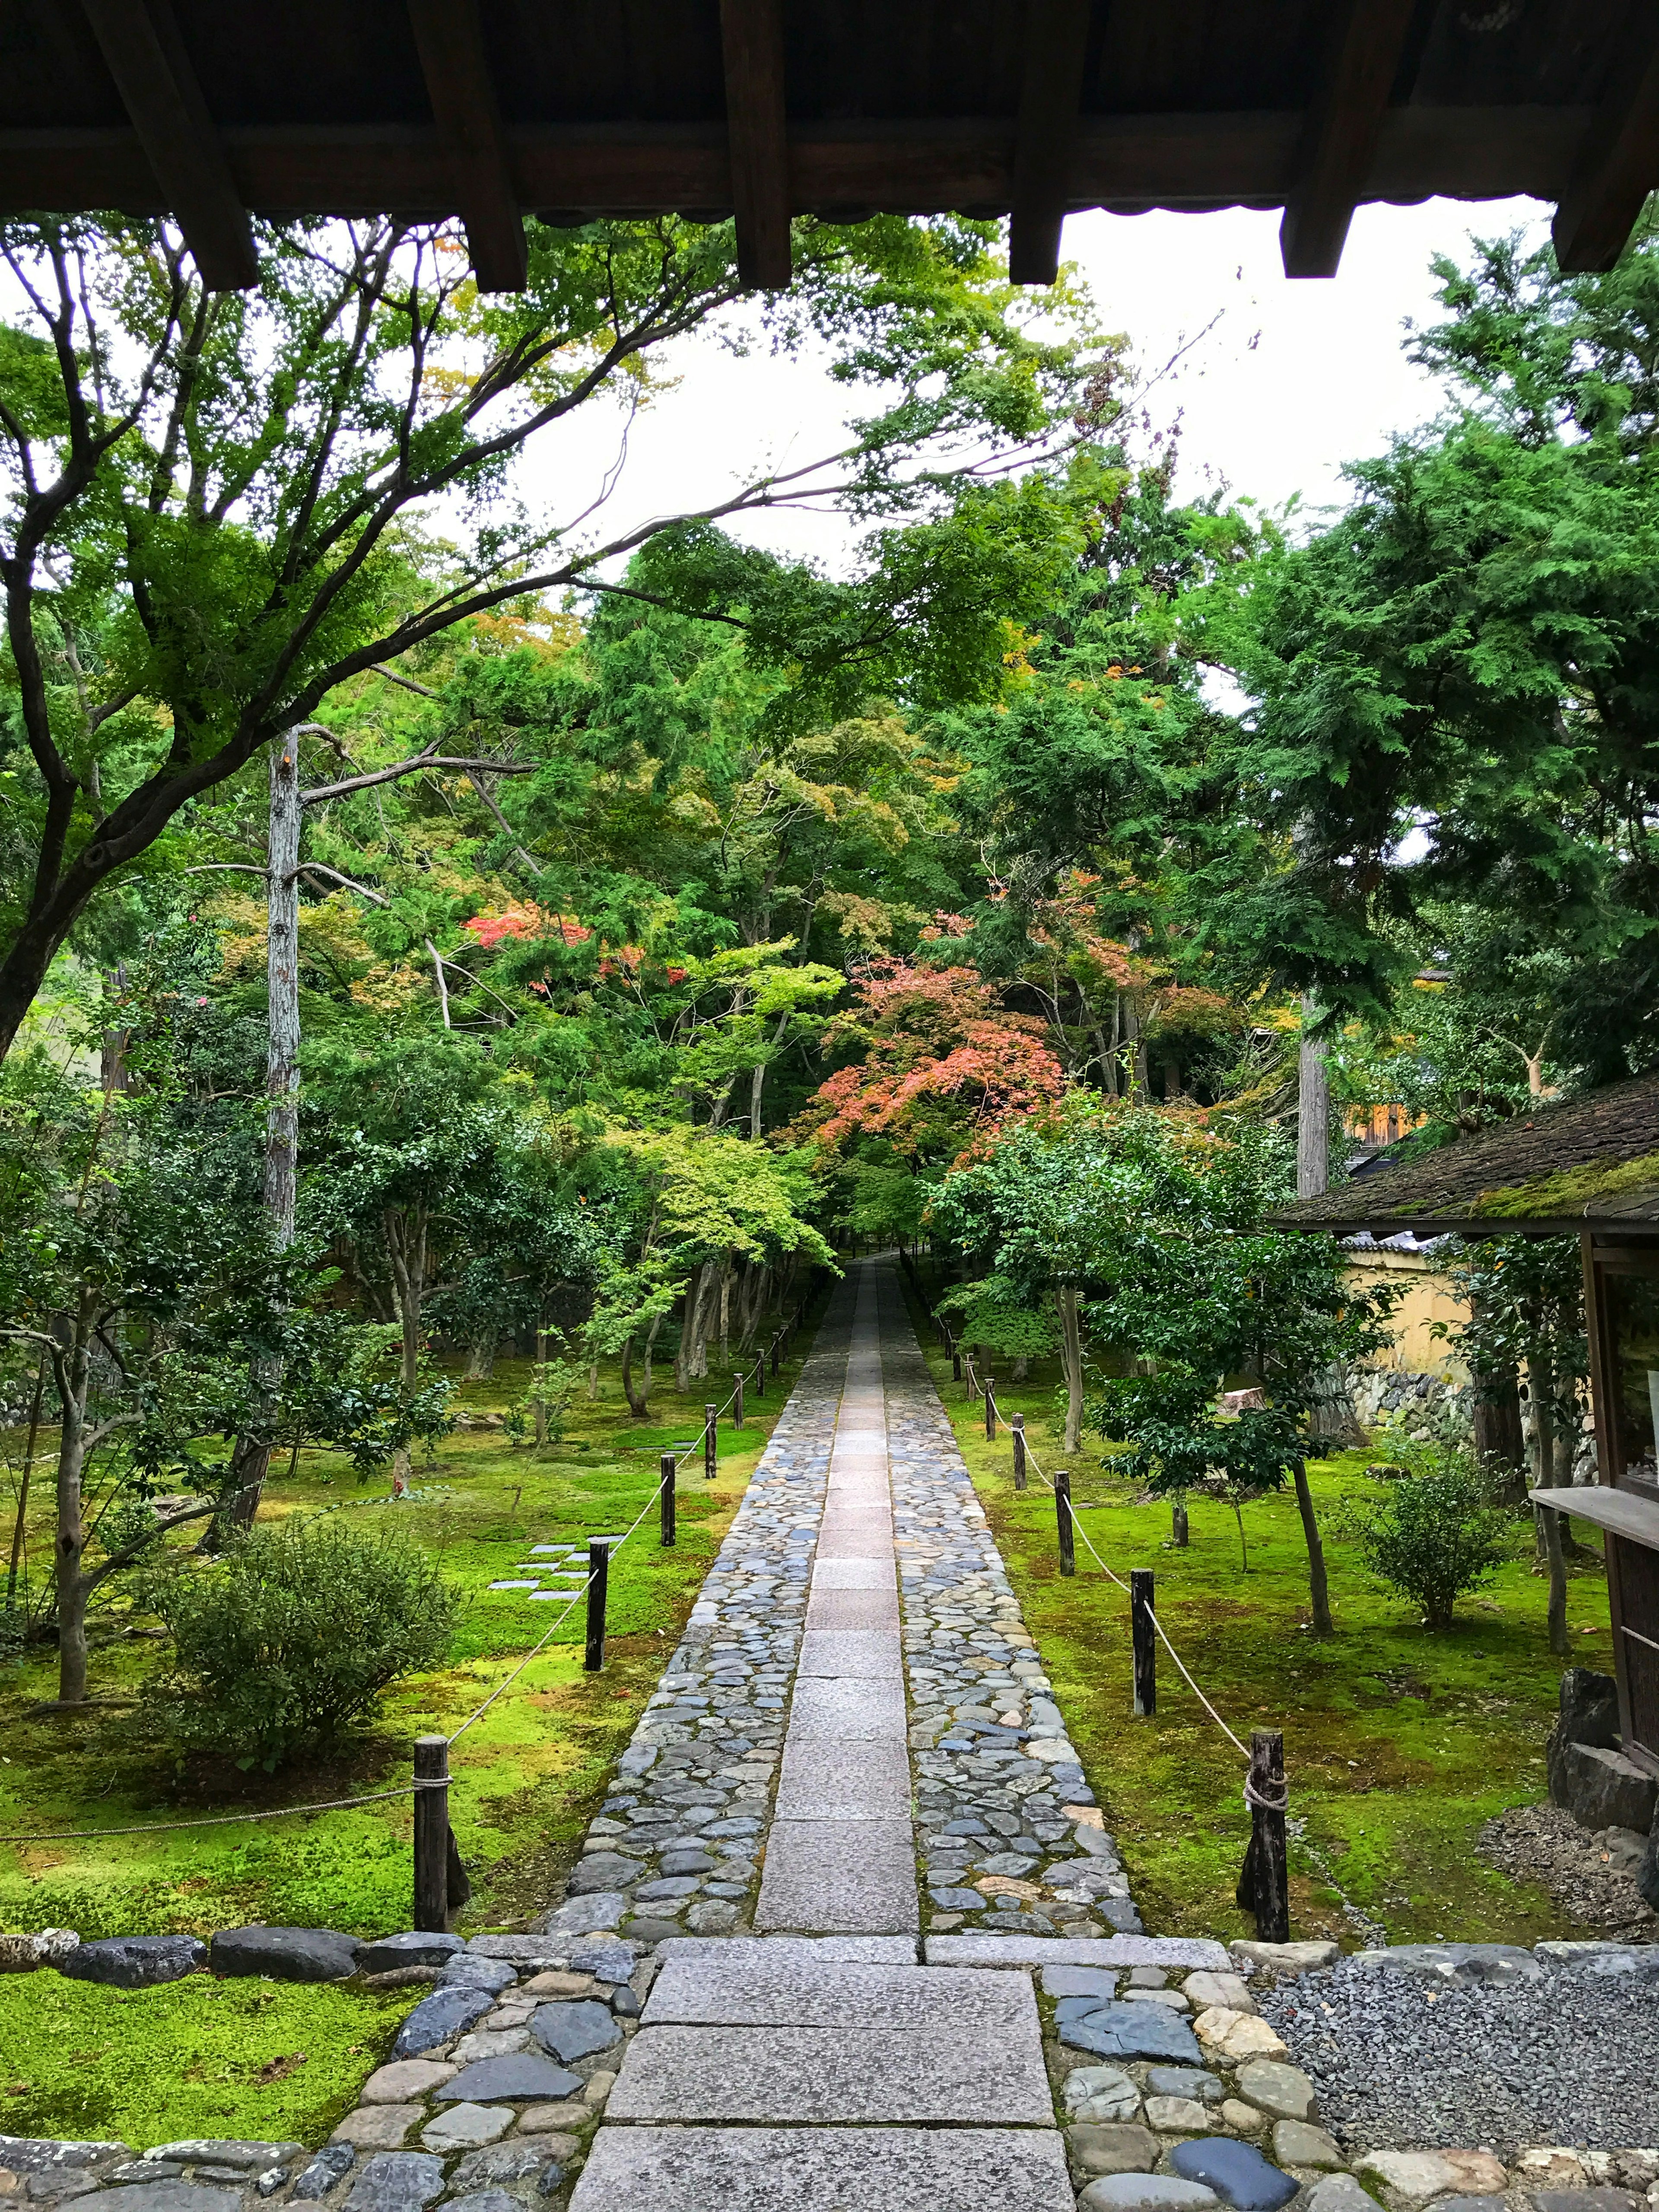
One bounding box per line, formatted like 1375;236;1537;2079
925;1933;1231;1970
569;2126;1074;2212
645;1951;1038;2034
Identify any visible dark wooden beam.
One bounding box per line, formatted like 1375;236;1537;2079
404;0;526;292
76;0;257;289
1279;0;1421;277
1552;11;1659;273
718;0;791;288
1009;0;1092;284
0;105;1588;224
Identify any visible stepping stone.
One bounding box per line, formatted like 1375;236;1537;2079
571;2126;1071;2212
1169;2141;1298;2211
419;2106;512;2153
488;1580;539;1590
359;1933;466;1976
607;2022;1054;2125
754;1818;918;1935
533;2001;623;2063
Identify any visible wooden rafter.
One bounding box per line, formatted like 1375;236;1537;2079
1009;0;1093;286
1552;11;1659;274
1279;0;1421;279
76;0;257;290
405;0;527;293
718;0;791;289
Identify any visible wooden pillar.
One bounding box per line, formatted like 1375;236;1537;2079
984;1383;996;1441
1012;1413;1027;1491
755;1351;766;1400
705;1405;718;1481
1056;1468;1075;1576
660;1452;677;1548
1131;1568;1156;1716
734;1370;744;1429
1237;1727;1290;1942
584;1539;611;1672
413;1734;450;1932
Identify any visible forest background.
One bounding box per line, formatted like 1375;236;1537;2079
0;200;1655;2012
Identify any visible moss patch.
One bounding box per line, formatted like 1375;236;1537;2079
1464;1149;1659;1219
0;1972;416;2149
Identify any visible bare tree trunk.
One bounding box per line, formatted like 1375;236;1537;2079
1538;1501;1569;1654
52;1292;98;1704
1473;1363;1528;1504
1297;994;1330;1199
464;1340;496;1380
1292;1457;1332;1634
6;1353;47;1615
224;735;303;1534
675;1268;705;1392
623;1310;664;1420
384;1205;429;1493
719;1257;733;1367
1058;1283;1084;1452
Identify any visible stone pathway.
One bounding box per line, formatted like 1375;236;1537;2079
12;1262;1659;2212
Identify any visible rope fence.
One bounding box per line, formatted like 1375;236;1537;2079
927;1298;1292;1941
0;1300;820;1932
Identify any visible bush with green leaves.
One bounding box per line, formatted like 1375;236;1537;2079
139;1518;462;1769
1348;1431;1510;1628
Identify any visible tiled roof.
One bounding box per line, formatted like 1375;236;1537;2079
1272;1075;1659;1236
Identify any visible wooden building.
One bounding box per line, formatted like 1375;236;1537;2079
1274;1073;1659;1782
0;2;1656;293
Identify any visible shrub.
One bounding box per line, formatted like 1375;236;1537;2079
1348;1431;1509;1627
138;1518;462;1768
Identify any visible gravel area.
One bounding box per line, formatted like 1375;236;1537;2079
1479;1802;1659;1939
1261;1955;1659;2155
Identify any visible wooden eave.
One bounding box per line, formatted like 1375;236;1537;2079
0;0;1653;291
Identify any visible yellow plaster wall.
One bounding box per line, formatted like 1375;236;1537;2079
1345;1247;1470;1381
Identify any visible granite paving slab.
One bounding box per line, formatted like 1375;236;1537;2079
604;2021;1056;2123
644;1954;1038;2033
753;1815;919;1933
568;2127;1074;2212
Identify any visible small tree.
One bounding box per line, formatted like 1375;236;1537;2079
1348;1431;1509;1628
139;1517;461;1768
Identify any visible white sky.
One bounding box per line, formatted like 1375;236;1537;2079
521;192;1552;578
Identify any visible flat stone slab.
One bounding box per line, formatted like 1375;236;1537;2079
782;1673;907;1738
815;1521;894;1560
804;1586;900;1630
434;2056;582;2103
926;1934;1230;1970
796;1629;902;1677
772;1736;911;1820
808;1559;894;1589
754;1818;918;1933
607;2025;1056;2124
645;1955;1036;2034
569;2127;1072;2212
655;1936;918;1965
87;2190;243;2212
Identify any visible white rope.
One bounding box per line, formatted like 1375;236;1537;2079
984;1384;1251;1764
0;1783;439;1845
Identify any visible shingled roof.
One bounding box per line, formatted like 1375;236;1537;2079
1272;1074;1659;1239
2;0;1656;294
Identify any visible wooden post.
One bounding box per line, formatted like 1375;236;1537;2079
1055;1467;1075;1576
951;1346;962;1382
984;1382;996;1440
1131;1568;1156;1716
413;1734;450;1932
1236;1727;1290;1942
584;1538;611;1672
1012;1413;1026;1491
754;1351;766;1400
660;1452;677;1548
1172;1497;1189;1548
704;1404;718;1481
734;1370;744;1428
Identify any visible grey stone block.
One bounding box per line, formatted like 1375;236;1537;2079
392;1984;493;2057
782;1674;906;1738
607;2021;1054;2124
926;1934;1230;1970
796;1630;902;1678
1557;1742;1658;1834
356;1933;466;1977
645;1955;1035;2034
772;1737;911;1820
1349;1942;1542;1986
803;1586;900;1630
814;1521;893;1560
0;2143;129;2177
290;2145;355;2201
1546;1667;1621;1806
448;2146;554;2191
441;1956;518;1993
210;1926;362;1982
1058;2000;1201;2064
342;2153;445;2212
754;1818;918;1934
144;2147;301;2171
531;2001;621;2063
1077;2182;1217;2212
540;1894;628;1936
434;2057;583;2103
86;2190;243;2212
59;1937;206;1990
654;1936;918;1966
808;1560;893;1590
569;2127;1073;2212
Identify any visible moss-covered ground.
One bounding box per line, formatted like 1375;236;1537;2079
896;1274;1613;1951
0;1327;817;2143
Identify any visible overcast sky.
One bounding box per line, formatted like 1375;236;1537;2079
521;191;1552;580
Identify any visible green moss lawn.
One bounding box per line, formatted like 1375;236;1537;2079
0;1330;816;2143
898;1277;1612;1951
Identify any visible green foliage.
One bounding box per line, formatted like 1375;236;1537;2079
935;1274;1058;1360
1346;1430;1511;1628
137;1519;462;1768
